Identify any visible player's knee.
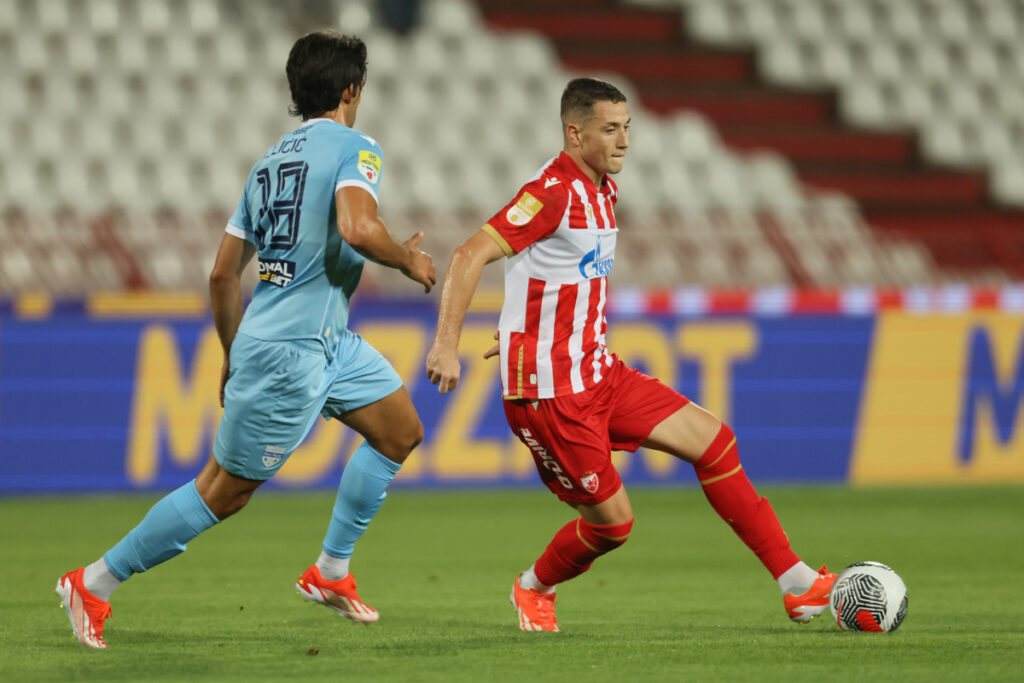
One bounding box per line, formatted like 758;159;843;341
408;417;424;451
396;417;423;456
579;517;634;555
375;416;422;464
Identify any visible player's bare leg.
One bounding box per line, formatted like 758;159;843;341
644;402;835;622
297;387;423;623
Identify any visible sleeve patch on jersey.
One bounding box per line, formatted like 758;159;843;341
505;192;543;226
358;150;382;184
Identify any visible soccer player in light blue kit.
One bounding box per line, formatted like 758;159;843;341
56;31;436;648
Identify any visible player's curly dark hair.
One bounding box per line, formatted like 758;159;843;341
286;31;367;120
560;78;627;126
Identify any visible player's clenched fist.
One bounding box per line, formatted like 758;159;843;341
425;343;460;394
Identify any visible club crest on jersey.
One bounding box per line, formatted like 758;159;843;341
358;150;381;184
506;192;543;226
262;445;286;468
578;236;614;278
259;258;296;287
581;472;599;494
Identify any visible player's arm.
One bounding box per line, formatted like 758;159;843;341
335;186;436;293
209;232;256;406
425;228;506;394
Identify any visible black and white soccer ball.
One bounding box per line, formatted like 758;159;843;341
829;561;908;632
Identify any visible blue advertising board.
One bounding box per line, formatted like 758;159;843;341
1;295;1022;492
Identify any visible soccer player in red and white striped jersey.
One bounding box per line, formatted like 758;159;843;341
426;78;835;632
484;139;618;399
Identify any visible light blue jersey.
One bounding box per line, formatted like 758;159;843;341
226;118;384;357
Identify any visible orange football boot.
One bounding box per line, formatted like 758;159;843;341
510;574;559;632
296;565;379;624
784;565;837;623
56;568;113;648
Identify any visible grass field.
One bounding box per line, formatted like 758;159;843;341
2;486;1022;682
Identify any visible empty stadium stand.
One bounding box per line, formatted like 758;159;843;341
474;0;1024;280
0;0;1017;295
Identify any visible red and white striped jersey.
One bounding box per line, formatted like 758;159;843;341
483;152;619;399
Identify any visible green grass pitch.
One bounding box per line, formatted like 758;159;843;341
2;486;1022;682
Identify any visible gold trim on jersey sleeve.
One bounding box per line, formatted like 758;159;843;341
481;223;515;257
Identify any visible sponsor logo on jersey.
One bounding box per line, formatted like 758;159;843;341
262;445;286;468
505;192;543;226
358;150;382;184
580;472;599;494
259;258;296;287
544;177;560;188
579;236;614;278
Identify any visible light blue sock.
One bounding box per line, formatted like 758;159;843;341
103;480;220;581
322;443;401;559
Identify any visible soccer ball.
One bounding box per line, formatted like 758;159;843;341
829;561;908;632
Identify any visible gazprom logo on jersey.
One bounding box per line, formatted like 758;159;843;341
259;258;296;287
579;237;614;278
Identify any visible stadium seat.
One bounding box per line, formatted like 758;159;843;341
423;0;482;36
65;33;101;75
0;2;17;35
186;0;220;34
85;0;119;36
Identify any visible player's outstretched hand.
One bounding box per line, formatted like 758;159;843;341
402;232;437;293
425;343;461;394
483;330;499;360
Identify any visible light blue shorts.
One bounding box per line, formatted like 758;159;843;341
213;330;403;480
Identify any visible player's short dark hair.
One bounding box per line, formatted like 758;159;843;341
286;31;367;120
560;78;627;127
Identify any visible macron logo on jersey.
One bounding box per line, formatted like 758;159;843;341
259;258;296;287
544;177;560;188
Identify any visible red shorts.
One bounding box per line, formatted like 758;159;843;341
504;359;689;504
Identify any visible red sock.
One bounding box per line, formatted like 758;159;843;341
532;517;634;587
695;424;800;579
